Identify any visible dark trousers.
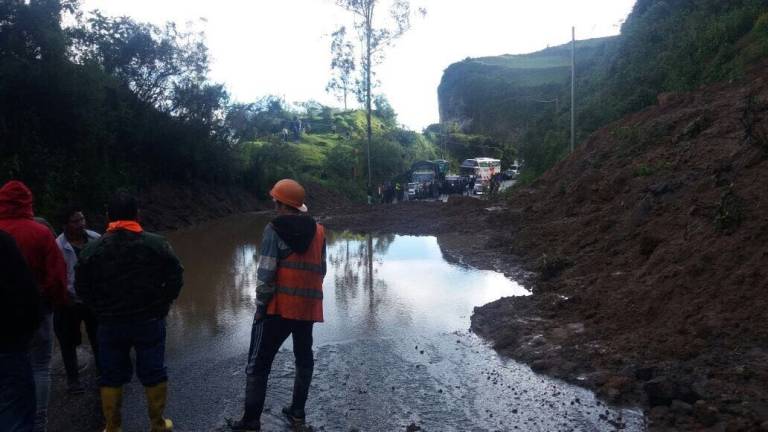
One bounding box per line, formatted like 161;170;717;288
97;318;167;388
53;302;99;379
242;315;314;422
0;352;35;432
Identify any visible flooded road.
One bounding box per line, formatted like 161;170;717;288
113;213;645;431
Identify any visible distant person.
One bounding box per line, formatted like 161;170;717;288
0;229;41;432
53;207;101;394
0;180;68;432
76;191;183;432
291;116;302;141
231;179;326;431
281;128;289;143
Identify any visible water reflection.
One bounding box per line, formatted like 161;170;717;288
316;231;528;344
164;213;267;359
164;215;527;357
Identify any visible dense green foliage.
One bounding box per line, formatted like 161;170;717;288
0;0;439;217
0;0;234;217
232;102;439;201
438;0;768;179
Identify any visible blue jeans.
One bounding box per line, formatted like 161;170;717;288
29;312;52;432
97;318;167;387
0;352;35;432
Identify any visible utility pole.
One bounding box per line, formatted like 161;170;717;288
365;10;373;205
570;26;576;154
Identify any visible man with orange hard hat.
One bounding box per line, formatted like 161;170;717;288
231;179;326;432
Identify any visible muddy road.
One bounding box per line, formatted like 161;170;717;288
48;212;644;431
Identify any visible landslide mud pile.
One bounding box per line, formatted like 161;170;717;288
139;182;264;231
472;69;768;430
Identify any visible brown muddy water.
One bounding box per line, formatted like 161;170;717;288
110;213;645;431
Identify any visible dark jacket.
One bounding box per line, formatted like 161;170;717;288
75;228;184;324
0;229;41;352
0;181;67;307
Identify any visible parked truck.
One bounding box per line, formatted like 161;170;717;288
409;160;449;199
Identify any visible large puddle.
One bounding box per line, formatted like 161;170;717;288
114;213;645;431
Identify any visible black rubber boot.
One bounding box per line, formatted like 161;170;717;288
228;418;260;432
281;406;304;425
231;375;267;431
283;366;312;423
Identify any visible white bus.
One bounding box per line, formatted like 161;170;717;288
459;157;502;182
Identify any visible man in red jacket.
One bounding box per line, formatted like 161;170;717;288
0;180;67;432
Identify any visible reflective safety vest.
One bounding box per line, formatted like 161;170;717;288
267;224;325;322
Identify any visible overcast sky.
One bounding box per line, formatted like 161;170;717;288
79;0;636;130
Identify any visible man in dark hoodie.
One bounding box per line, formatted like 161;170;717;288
231;179;326;432
0;180;67;432
0;229;41;432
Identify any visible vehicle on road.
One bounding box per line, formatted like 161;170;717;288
460;158;501;182
442;175;464;194
473;180;487;195
410;160;448;199
407;182;418;198
503;166;519;180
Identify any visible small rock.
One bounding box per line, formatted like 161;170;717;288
635;366;657;382
649;405;670;422
644;376;681;406
405;422;421;432
694;400;719;427
530;359;555;373
670;399;693;414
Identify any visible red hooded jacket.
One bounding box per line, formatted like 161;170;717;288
0;181;67;307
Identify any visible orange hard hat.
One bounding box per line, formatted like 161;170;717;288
270;179;308;212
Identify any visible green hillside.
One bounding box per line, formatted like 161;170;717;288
237;108;439;202
438;0;768;180
438;36;617;135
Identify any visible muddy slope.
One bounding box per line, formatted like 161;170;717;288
469;71;768;431
325;70;768;431
83;181;265;233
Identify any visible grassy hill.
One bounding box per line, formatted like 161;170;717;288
438;36;617;136
438;0;768;180
239;109;440;202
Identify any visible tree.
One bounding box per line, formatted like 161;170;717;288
70;11;209;110
334;0;424;201
373;94;396;126
326;26;356;110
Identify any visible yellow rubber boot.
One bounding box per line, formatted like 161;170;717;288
145;382;173;432
100;386;123;432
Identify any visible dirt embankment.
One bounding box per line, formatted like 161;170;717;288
85;181;266;232
323;70;768;431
